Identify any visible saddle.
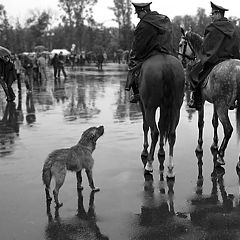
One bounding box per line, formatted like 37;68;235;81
126;50;173;90
188;60;215;89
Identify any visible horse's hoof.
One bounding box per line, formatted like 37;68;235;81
55;202;63;208
144;171;153;180
47;197;52;202
195;146;203;154
158;150;165;158
141;155;148;167
210;144;218;152
141;150;148;158
145;163;153;172
91;187;100;192
167;172;175;179
216;156;225;166
77;186;84;191
159;164;164;172
167;166;175;179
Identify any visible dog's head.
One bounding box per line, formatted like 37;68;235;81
80;126;104;144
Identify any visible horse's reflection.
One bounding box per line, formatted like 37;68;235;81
188;152;240;238
45;190;109;240
140;172;175;227
0;100;20;155
191;151;233;212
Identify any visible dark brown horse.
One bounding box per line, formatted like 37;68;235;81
138;54;185;177
182;30;240;167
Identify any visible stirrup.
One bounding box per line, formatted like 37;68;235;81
188;99;201;110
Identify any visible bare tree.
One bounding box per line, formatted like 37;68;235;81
109;0;133;50
58;0;97;50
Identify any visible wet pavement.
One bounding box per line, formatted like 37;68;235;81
0;63;240;240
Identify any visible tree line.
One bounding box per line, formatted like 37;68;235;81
0;0;239;57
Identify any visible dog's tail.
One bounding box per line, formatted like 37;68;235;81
42;158;53;188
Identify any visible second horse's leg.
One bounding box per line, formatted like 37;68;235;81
216;106;233;165
211;106;219;151
196;105;204;153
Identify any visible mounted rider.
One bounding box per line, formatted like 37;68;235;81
188;1;240;110
125;2;175;103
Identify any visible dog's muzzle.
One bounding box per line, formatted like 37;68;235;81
98;126;104;135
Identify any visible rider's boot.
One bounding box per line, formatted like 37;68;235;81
188;88;202;110
125;71;133;91
129;83;140;103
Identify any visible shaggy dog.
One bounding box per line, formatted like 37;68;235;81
42;126;104;207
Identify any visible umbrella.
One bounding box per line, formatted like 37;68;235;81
51;49;70;56
0;46;11;57
41;50;51;55
34;45;46;52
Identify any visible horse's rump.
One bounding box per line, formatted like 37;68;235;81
203;59;240;104
139;54;185;108
139;54;185;140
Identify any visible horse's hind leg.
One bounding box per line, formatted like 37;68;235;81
139;101;149;165
196;107;204;153
145;107;159;172
216;105;233;165
166;109;181;178
211;107;219;152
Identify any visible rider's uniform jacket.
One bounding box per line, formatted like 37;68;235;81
201;17;240;66
130;11;174;62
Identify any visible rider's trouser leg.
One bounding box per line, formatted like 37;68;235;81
125;71;133;91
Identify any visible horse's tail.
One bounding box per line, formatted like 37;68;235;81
161;69;182;142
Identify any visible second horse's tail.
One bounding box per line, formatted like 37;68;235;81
236;104;240;142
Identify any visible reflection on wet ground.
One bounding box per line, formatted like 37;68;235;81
0;63;240;240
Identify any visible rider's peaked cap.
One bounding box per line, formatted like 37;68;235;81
132;2;152;13
210;1;228;13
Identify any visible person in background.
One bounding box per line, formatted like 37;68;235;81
57;51;67;79
22;55;33;91
38;53;48;82
51;53;59;79
14;54;23;93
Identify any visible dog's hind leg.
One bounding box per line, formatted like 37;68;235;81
76;171;84;190
53;169;66;207
86;169;100;192
42;166;53;202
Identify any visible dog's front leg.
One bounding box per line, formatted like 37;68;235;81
76;171;83;190
86;169;100;192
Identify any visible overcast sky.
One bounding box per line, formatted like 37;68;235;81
1;0;240;27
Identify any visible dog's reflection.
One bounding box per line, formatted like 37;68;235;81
45;190;109;240
139;172;175;226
